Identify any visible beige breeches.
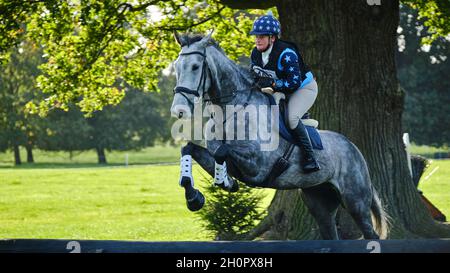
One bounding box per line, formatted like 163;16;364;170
287;79;318;129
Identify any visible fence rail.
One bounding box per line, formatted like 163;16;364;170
1;239;450;253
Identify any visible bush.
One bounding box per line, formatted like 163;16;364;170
195;174;267;240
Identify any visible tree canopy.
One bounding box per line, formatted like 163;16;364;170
1;0;446;116
1;0;262;115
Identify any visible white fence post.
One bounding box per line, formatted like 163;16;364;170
403;133;413;177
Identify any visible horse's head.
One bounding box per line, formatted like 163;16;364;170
171;32;214;119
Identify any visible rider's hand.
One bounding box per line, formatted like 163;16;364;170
252;65;264;75
261;87;274;95
257;77;274;88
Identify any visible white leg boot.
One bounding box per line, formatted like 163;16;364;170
214;161;231;189
179;155;194;188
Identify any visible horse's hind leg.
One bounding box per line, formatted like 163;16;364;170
344;198;379;240
301;183;341;240
341;176;379;239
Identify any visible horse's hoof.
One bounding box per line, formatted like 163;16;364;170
186;190;205;212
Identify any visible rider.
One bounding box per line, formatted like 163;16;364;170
249;11;320;173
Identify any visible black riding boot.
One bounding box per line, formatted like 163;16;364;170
291;121;321;173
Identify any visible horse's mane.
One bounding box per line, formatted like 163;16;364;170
179;34;253;83
179;34;225;54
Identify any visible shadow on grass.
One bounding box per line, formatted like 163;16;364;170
0;161;178;169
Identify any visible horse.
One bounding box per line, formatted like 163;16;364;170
170;32;389;240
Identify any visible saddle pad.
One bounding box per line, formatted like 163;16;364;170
267;93;324;150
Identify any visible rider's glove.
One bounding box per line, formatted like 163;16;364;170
257;77;274;88
252;65;264;76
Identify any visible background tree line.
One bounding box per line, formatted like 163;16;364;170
0;40;175;165
398;5;450;150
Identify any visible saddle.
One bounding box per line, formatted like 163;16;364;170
259;92;324;187
266;93;323;150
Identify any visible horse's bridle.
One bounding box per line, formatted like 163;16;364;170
173;45;258;141
173;47;236;107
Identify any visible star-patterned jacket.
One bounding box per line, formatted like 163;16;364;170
251;39;313;94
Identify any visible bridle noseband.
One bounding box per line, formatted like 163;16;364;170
173;49;208;108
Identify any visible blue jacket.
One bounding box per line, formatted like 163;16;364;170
251;39;313;94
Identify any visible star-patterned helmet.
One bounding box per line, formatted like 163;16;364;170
249;13;281;36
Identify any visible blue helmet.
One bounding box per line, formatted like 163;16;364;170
249;13;281;36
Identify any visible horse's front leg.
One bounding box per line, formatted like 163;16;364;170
179;142;237;211
179;142;205;211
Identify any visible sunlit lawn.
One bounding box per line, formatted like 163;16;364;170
0;144;447;241
0;164;207;240
0;163;275;241
418;159;450;219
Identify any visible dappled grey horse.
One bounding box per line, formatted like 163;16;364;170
170;32;389;240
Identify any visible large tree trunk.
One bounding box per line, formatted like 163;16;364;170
96;147;107;164
222;0;450;239
26;144;34;163
13;144;21;166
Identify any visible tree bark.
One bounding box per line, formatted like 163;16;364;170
220;0;450;239
96;147;107;164
26;145;34;163
13;144;21;166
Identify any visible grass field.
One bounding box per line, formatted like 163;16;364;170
0;145;448;241
0;163;275;241
418;159;450;219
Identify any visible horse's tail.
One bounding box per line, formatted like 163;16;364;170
370;185;390;239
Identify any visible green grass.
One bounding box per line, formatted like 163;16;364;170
0;145;447;241
0;163;275;241
418;159;450;219
0;164;206;240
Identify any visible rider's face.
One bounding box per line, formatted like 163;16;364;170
255;35;275;52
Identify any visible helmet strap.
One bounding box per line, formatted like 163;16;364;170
262;35;274;52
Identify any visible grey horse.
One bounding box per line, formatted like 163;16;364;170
170;32;389;240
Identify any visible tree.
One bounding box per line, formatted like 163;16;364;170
397;5;450;148
0;39;44;164
39;87;172;164
0;111;7;153
195;175;267;241
84;87;172;164
36;107;92;159
1;0;449;238
0;0;260;115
